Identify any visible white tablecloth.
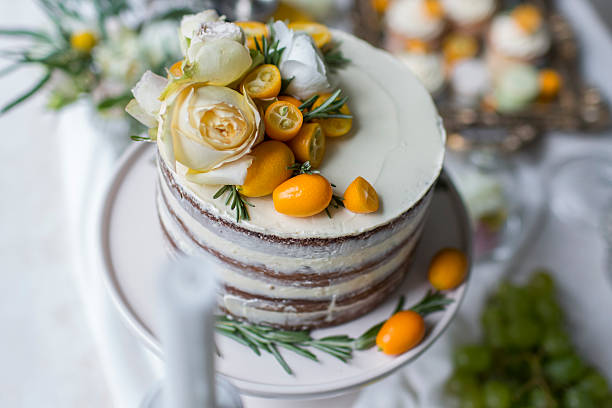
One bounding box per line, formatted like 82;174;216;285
1;1;612;407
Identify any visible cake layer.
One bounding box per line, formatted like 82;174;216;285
159;157;432;277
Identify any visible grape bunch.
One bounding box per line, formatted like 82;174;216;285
446;270;612;408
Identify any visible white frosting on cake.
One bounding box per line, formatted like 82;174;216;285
165;30;445;239
386;0;445;40
397;52;446;95
489;14;551;60
442;0;496;25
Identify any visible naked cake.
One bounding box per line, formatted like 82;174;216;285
126;11;445;330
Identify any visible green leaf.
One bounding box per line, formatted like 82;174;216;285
0;28;52;42
1;70;52;114
97;93;132;110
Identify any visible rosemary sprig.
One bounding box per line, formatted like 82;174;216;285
215;316;355;375
254;34;285;66
213;185;254;223
325;194;344;218
288;160;318;176
323;41;350;72
353;291;453;350
300;89;353;121
130;135;152;142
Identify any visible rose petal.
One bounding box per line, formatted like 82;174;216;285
185;39;252;86
125;99;157;128
184;155;253;185
131;70;167;115
281;60;331;100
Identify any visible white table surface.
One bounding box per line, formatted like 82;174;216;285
1;1;612;407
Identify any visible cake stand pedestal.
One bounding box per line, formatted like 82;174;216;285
95;144;472;406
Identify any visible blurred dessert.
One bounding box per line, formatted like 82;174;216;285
442;33;480;68
487;4;551;75
397;50;446;96
442;0;497;35
538;68;563;101
491;63;539;113
450;59;491;107
385;0;446;52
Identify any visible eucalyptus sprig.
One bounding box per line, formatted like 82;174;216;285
213;185;254;223
299;89;352;121
215;316;355;375
354;291;453;350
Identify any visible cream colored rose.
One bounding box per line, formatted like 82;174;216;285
160;84;263;173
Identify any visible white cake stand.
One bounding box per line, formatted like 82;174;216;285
96;143;472;403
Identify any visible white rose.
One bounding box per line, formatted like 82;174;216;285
273;21;330;100
178;11;250;86
179;9;221;53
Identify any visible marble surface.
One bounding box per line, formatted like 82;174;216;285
1;1;612;408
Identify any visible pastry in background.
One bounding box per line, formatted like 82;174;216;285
486;4;551;75
450;59;491;107
538;68;563;101
385;0;446;52
442;0;497;35
397;51;446;96
442;33;480;68
491;63;539;113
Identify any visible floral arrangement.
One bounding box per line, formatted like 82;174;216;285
0;0;189;118
126;10;381;221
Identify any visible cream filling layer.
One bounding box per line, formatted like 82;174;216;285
217;237;417;299
221;291;383;326
159;177;428;274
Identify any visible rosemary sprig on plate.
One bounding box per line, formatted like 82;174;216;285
299;89;352;121
215;316;355;375
213;185;254;223
354;291;454;350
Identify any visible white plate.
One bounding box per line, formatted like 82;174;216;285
97;143;472;399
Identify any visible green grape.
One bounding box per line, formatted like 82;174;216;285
460;387;485;408
600;395;612;408
527;269;555;297
534;297;563;327
501;287;533;319
576;371;610;400
541;329;572;357
454;345;493;374
563;387;597;408
446;371;479;396
500;353;531;381
544;354;587;388
507;318;541;350
527;387;552;408
481;306;508;348
483;380;512;408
